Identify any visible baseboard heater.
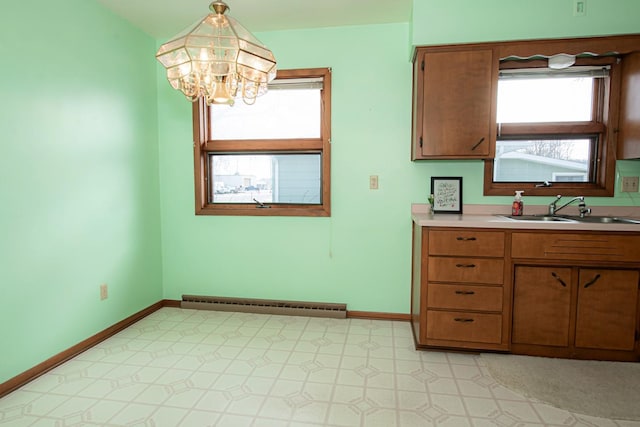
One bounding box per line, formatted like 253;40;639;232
181;295;347;319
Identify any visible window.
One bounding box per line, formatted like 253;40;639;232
484;54;621;197
193;68;331;216
494;64;608;183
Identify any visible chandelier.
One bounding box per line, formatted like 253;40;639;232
156;1;277;105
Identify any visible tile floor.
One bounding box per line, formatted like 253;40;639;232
0;307;638;426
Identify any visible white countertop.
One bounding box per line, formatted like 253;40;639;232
412;204;640;232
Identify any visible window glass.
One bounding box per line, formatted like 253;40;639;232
497;77;593;123
494;138;593;183
209;153;322;204
210;81;322;140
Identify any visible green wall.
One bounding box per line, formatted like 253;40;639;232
0;0;162;383
412;0;640;45
158;24;421;313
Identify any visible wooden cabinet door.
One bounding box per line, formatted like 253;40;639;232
419;49;496;158
618;52;640;159
575;269;639;351
512;266;572;347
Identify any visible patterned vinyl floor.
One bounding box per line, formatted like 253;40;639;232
1;308;638;426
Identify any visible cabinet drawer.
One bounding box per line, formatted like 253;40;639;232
426;311;502;344
429;230;504;257
427;283;503;311
512;232;640;262
428;257;504;284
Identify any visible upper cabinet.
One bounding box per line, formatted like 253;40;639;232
412;46;498;160
619;51;640;160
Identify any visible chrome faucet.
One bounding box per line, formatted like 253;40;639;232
548;195;591;217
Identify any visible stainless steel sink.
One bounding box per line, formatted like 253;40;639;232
567;215;640;224
496;214;640;224
497;215;576;222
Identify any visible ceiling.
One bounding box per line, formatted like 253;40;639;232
96;0;413;39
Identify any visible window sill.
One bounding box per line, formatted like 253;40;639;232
196;204;331;217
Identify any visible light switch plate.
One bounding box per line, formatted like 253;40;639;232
573;0;586;16
100;283;108;300
369;175;379;190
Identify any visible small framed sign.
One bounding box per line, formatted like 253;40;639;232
430;177;463;214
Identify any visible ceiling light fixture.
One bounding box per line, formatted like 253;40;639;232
156;1;277;105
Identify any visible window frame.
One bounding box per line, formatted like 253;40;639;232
480;35;640;197
491;57;612;185
193;67;332;216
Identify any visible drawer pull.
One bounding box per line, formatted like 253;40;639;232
455;263;476;268
454;318;475;323
583;274;601;289
455;290;476;295
456;237;477;241
551;271;567;287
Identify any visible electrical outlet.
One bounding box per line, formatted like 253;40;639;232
369;175;379;190
100;283;108;300
573;0;586;16
621;176;639;192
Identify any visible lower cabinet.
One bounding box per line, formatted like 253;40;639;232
411;225;510;351
513;267;639;354
411;226;640;361
510;231;640;361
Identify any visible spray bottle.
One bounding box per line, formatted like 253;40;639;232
512;191;524;216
